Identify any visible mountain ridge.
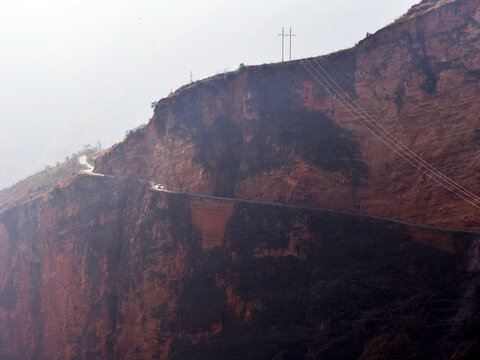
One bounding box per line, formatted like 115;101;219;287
1;0;480;358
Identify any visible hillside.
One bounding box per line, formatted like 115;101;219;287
0;157;82;212
1;0;480;359
0;148;103;212
97;0;480;231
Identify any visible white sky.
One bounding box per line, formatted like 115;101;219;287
0;0;419;189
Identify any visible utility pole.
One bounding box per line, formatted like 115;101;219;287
278;27;285;62
278;27;296;61
286;27;296;60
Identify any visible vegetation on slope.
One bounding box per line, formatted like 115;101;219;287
0;146;100;212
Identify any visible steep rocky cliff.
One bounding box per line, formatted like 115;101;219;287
98;0;480;231
0;173;479;359
1;0;480;359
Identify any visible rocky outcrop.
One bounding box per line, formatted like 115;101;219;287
97;0;480;231
0;173;479;359
2;0;480;359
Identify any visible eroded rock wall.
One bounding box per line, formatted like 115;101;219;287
97;0;480;230
0;173;479;359
2;1;480;359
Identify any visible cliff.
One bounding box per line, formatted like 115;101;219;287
0;173;479;359
97;0;480;231
1;0;480;359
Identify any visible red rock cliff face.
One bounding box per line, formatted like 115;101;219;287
97;0;480;230
2;1;480;359
0;173;479;359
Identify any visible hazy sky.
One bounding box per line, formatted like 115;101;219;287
0;0;419;189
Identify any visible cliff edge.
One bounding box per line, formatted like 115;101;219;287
1;0;480;359
97;0;480;230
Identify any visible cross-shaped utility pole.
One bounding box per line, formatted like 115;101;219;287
278;27;296;62
278;27;285;62
286;27;296;61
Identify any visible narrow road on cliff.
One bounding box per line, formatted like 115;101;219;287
77;156;480;236
79;155;95;173
76;153;480;342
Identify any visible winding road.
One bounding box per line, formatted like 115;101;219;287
77;155;480;236
79;155;97;174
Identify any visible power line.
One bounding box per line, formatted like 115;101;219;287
302;55;480;209
308;56;480;205
299;55;480;211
